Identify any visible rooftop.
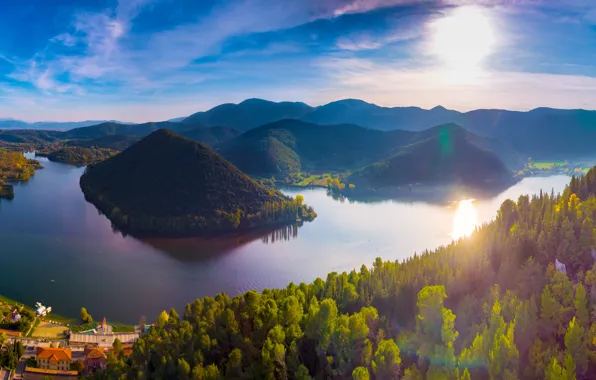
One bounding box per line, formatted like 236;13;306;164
37;347;72;362
84;347;107;359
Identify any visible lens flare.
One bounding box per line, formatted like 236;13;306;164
451;199;478;240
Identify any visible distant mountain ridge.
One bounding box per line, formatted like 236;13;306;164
6;98;595;161
0;119;135;131
62;121;240;147
182;98;596;160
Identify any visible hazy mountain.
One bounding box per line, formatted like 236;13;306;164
179;126;241;146
182;98;312;131
0;119;135;131
183;99;596;160
62;121;181;139
62;122;239;147
0;129;62;144
65;135;142;151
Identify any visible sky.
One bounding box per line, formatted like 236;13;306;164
1;0;596;122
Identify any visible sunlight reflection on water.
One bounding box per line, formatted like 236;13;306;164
451;199;479;239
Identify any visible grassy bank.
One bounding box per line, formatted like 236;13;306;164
0;295;73;324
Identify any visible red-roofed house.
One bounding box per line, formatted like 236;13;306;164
84;346;107;373
36;347;72;371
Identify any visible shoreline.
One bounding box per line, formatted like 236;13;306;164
0;295;135;333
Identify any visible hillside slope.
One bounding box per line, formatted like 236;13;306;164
44;147;117;166
80;129;315;236
65;135;141;151
347;124;513;189
62;121;188;139
219;120;517;184
218;119;417;178
179;126;241;146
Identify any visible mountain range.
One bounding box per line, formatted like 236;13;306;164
217;120;516;188
0;119;135;131
4;98;596;160
182;98;596;160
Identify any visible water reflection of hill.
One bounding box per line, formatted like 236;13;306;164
140;224;300;262
327;179;519;205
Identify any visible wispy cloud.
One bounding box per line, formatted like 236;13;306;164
335;26;423;51
315;56;596;110
2;0;596;121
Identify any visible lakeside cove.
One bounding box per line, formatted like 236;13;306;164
0;153;572;324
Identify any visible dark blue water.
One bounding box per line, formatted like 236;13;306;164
0;156;570;323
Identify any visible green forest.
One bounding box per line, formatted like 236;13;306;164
80;129;316;237
0;149;42;198
88;169;596;379
44;146;118;166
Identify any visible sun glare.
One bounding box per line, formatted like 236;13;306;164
451;199;479;240
430;6;496;83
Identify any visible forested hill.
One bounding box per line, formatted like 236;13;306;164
346;124;513;189
44;146;117;166
65;134;141;151
94;167;596;379
219;121;518;185
61;122;239;147
62;121;187;139
80;129;316;237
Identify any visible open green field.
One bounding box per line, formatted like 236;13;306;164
531;161;565;169
112;322;135;332
32;322;68;338
0;295;27;315
0;295;73;323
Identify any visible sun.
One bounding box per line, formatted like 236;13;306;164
430;6;496;82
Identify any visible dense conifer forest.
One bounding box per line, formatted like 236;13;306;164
80;129;316;237
89;168;596;379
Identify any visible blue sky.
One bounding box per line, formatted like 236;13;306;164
1;0;596;121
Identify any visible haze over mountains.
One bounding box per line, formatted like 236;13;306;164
5;98;595;160
0;119;135;131
183;98;596;160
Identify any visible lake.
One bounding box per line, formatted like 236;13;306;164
0;156;570;323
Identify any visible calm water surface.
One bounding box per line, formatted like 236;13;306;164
0;156;570;323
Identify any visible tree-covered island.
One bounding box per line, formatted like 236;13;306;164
80;129;316;237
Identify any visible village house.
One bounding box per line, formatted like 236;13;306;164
84;346;107;373
35;346;73;371
9;309;21;322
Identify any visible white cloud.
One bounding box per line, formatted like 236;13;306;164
315;57;596;111
332;0;433;16
336;28;422;51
